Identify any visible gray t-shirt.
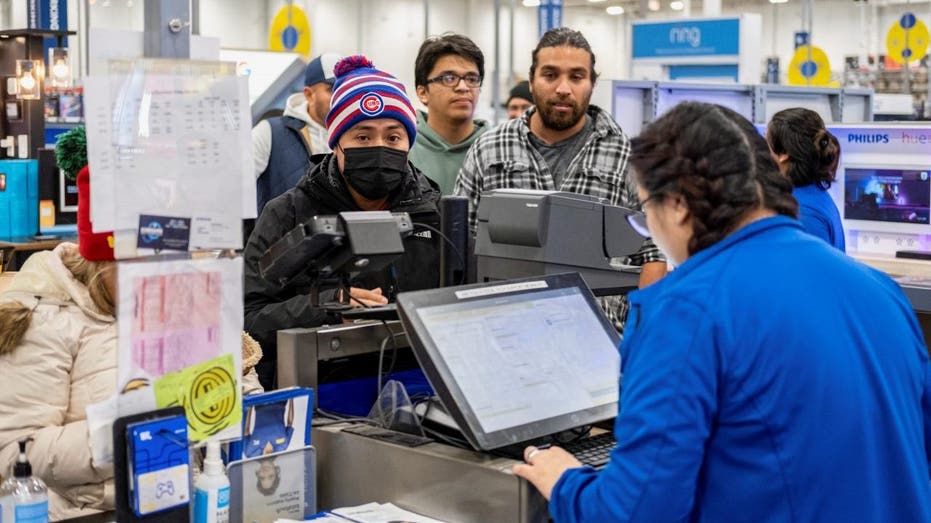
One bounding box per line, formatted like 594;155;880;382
527;115;594;188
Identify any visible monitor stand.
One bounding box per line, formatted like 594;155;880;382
411;398;586;461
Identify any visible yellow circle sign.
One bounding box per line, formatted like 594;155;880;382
184;363;237;438
269;4;312;56
886;13;929;64
788;45;832;86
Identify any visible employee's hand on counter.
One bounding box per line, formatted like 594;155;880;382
512;445;582;500
341;286;389;308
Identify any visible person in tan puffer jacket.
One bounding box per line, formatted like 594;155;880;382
0;243;117;520
0;243;265;520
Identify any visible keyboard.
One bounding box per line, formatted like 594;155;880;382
561;432;616;470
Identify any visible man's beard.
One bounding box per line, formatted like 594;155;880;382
536;95;590;131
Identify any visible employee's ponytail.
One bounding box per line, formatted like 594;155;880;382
0;302;33;355
813;129;840;184
767;108;839;189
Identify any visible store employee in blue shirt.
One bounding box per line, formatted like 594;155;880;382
514;102;931;522
766;107;846;251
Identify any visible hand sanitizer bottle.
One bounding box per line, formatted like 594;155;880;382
193;441;230;523
0;439;48;522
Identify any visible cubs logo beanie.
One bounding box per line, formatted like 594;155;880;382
325;55;417;149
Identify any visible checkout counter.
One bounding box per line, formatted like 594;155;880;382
313;421;547;522
269;191;645;522
854;255;931;342
279;320;549;522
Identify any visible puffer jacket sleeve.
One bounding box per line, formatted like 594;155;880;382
0;312;112;490
14;419;107;489
35;324;113;490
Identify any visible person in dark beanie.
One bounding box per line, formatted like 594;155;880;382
243;55;442;390
505;80;533;120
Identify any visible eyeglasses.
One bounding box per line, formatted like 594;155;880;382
626;212;650;238
426;72;483;88
625;194;660;238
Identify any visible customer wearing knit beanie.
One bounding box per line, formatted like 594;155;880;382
326;55;417;148
243;55;442;391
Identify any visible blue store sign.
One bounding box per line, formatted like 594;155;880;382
27;0;67;31
27;0;68;68
632;18;740;59
538;0;563;40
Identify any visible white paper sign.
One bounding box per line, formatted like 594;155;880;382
85;59;254;252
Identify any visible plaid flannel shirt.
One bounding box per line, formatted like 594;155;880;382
455;104;665;332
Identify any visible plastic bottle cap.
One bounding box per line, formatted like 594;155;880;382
203;441;224;477
14;439;31;478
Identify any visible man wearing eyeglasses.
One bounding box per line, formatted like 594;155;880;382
455;27;666;333
409;33;489;195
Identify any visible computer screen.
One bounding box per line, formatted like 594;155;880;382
844;167;931;225
398;273;620;450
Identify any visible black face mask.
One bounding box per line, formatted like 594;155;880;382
340;146;408;200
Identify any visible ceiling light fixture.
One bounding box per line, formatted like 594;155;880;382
670;1;685;11
606;5;625;15
522;0;541;6
769;0;789;3
648;0;661;11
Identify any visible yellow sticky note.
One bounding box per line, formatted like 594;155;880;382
154;354;241;442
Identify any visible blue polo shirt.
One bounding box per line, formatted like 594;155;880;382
550;216;931;522
794;183;846;252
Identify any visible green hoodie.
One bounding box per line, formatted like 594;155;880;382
409;110;489;195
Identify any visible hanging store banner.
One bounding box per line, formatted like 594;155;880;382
538;0;563;40
27;0;69;68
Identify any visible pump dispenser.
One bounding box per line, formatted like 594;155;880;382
0;439;49;522
193;441;230;523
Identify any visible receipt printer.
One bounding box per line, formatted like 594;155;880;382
475;189;645;294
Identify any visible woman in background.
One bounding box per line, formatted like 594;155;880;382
766;107;846;251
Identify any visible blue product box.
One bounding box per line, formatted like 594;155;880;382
0;160;39;239
318;368;433;417
228;387;314;461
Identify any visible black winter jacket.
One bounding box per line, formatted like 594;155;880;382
243;154;441;371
